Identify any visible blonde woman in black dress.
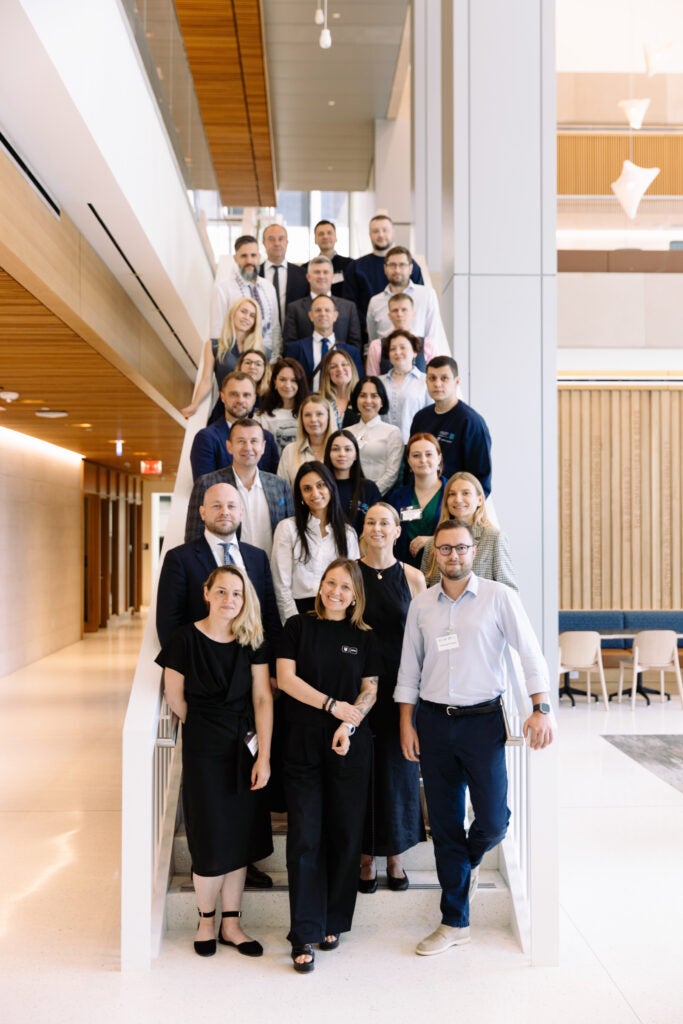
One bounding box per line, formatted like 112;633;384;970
358;503;426;891
156;565;273;958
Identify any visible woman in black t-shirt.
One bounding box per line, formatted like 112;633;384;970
277;558;380;973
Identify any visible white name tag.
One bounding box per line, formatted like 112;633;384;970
400;506;422;522
436;633;459;652
332;272;344;285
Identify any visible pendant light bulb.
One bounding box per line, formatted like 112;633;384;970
319;27;332;48
314;4;324;25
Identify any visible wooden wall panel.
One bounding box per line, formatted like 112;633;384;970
559;386;683;609
558;134;683;195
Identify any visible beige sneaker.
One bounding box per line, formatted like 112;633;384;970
415;923;471;956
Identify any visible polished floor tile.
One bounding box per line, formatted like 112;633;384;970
2;618;683;1023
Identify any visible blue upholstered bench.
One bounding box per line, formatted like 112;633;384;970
558;610;629;649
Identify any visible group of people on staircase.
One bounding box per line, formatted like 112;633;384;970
155;215;554;972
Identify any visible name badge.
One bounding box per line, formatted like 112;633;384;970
400;506;422;522
342;645;359;655
436;633;459;652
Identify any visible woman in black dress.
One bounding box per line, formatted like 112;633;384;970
358;503;427;892
156;565;273;958
277;558;380;973
324;429;382;536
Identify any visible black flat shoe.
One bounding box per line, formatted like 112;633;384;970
358;875;378;894
245;863;273;889
291;944;315;973
194;908;217;957
218;911;263;957
387;870;410;892
319;934;340;951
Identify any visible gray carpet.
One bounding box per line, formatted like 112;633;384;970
603;735;683;795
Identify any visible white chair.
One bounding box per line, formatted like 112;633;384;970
558;631;609;709
617;630;683;710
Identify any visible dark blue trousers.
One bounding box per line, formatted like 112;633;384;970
416;701;510;927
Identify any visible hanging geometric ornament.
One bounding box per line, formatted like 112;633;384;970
617;98;651;130
644;43;672;77
610;160;660;219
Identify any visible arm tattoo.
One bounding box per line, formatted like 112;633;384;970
355;676;378;718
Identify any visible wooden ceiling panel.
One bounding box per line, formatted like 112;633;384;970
0;270;183;477
174;0;276;207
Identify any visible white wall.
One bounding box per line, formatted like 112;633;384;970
0;429;83;677
559;273;683;349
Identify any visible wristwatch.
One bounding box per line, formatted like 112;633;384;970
532;702;551;715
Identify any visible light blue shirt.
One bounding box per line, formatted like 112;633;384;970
394;573;549;706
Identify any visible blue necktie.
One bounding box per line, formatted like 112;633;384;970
321;336;330;358
219;542;234;565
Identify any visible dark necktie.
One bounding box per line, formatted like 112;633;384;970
272;265;282;325
321;336;330;358
219;542;234;565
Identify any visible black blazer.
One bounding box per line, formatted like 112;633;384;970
156;536;281;658
259;262;309;308
284;337;364;388
283;295;361;349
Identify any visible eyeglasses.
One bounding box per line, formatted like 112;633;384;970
385;262;410;270
436;544;474;556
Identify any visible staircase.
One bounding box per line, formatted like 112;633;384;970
166;820;512;938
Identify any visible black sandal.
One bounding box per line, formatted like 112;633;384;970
218;910;263;957
291;943;315;973
194;909;217;957
319;934;340;951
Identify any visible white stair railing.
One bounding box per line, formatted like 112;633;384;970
120;384;209;971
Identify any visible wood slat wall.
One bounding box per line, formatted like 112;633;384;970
558;134;683;195
559;386;683;609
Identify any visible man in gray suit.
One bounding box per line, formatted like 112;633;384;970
283;255;361;348
185;418;294;548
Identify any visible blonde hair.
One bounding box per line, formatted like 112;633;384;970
295;394;336;452
202;566;264;649
425;471;490;579
217;298;264;363
313;558;371;630
319;349;359;404
235;348;271;398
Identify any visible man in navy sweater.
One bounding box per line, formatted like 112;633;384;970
410;356;492;496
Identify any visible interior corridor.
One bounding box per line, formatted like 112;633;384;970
1;615;682;1024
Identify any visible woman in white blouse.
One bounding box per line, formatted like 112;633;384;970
379;330;429;443
256;357;310;455
270;461;360;623
346;377;405;495
277;394;336;491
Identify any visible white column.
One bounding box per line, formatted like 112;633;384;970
374;116;413;246
441;0;559;965
412;0;443;279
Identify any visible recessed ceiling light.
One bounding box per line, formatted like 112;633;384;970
332;11;341;18
0;390;19;402
327;165;334;171
328;100;336;107
73;423;93;429
35;409;68;418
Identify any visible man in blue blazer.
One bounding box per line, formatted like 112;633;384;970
259;224;308;327
283;255;361;347
156;480;280;650
285;294;364;390
189;371;279;480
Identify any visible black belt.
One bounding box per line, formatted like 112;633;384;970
420;696;502;718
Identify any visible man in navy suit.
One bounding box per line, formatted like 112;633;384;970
258;224;308;328
283;256;361;348
285;294;364;390
156;480;280;886
189;371;279;480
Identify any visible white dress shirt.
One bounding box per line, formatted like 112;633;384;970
347;415;405;495
264;259;289;325
311;331;337;390
394;574;549;706
366;281;445;348
270;516;361;624
234;471;273;556
204;529;245;569
380;367;429;443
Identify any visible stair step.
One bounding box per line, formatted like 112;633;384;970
166;868;510;932
173;831;500;875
